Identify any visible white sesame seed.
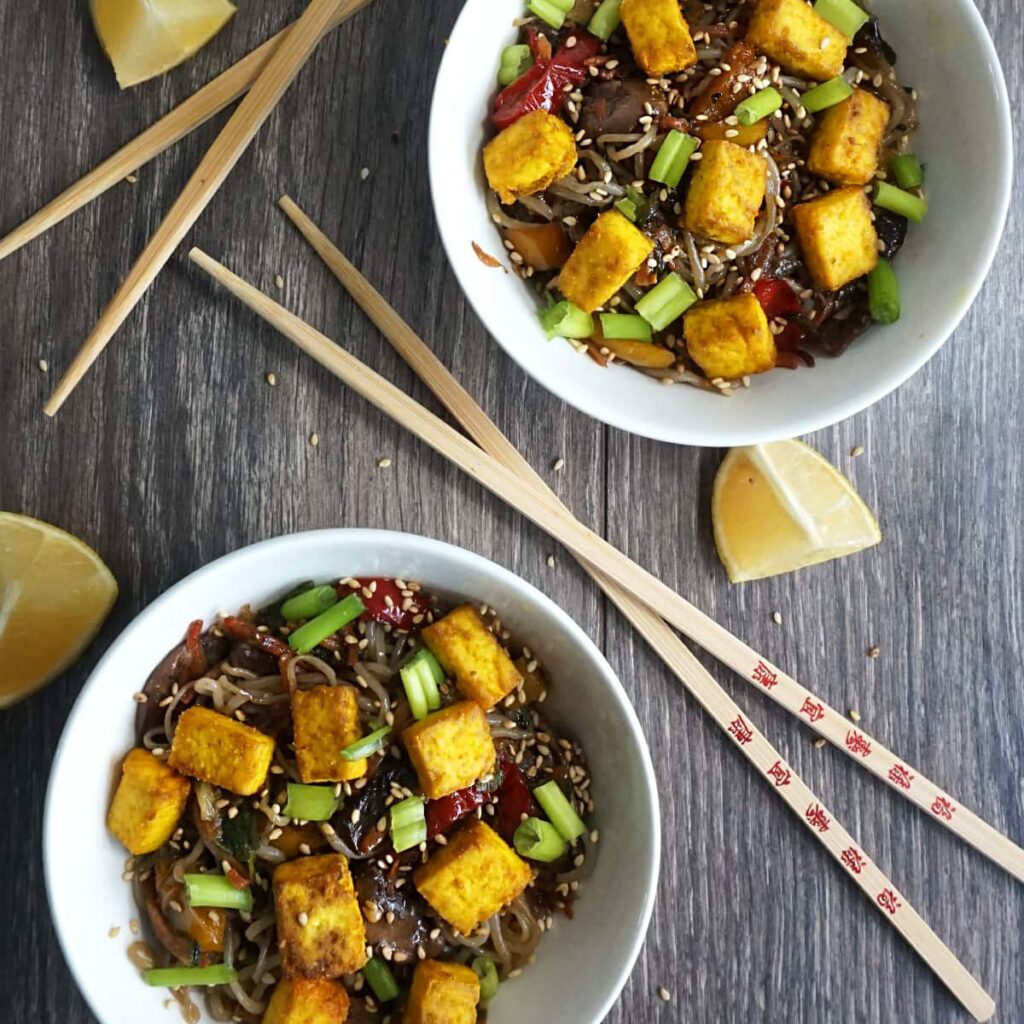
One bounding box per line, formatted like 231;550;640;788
552;457;565;472
378;457;392;468
546;554;555;568
38;358;49;372
297;912;309;926
309;432;319;447
658;987;672;1002
266;371;277;387
849;709;862;723
274;274;284;289
850;444;864;457
360;167;370;180
772;611;782;625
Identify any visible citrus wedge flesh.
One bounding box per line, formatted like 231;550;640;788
712;440;881;583
90;0;237;89
0;512;118;708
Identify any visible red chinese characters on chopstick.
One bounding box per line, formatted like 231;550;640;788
799;696;824;723
766;760;792;788
841;847;866;875
845;730;872;758
932;796;957;821
728;715;754;745
876;888;902;915
752;660;778;690
805;804;831;833
888;762;915;789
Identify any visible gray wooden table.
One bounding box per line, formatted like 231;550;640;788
1;1;1021;1021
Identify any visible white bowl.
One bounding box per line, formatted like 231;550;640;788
44;529;659;1024
429;0;1012;446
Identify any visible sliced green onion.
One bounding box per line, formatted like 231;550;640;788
283;782;338;822
288;593;365;654
514;817;568;862
648;130;699;189
889;153;924;190
390;796;427;852
527;0;573;30
183;873;253;912
599;313;652;343
873;180;928;223
472;956;500;1002
364;957;401;1002
540;300;593;340
867;258;900;324
401;668;428;720
614;196;638;222
401;649;443;718
340;725;392;762
532;781;587;842
734;87;783;126
800;76;853;114
497;44;533;86
280;584;339;623
634;273;698;331
144;965;238;988
614;186;646;223
587;0;622;40
813;0;869;38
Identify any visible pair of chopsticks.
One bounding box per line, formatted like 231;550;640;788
189;198;1001;1021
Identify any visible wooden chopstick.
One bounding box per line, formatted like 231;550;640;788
42;0;364;418
189;240;995;1021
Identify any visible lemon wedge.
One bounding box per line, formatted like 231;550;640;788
90;0;237;89
712;440;881;583
0;512;118;708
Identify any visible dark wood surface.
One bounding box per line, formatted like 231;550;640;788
1;1;1021;1021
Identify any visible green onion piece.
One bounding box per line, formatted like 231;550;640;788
497;44;533;86
889;153;924;190
472;956;500;1002
634;273;698;331
599;313;652;343
280;584;339;623
587;0;622;40
283;783;338;822
734;87;783;126
143;965;238;988
539;300;594;340
183;873;253;912
339;725;392;762
813;0;869;38
873;180;928;223
514;816;569;862
614;196;638;222
288;593;365;654
401;649;443;716
527;0;573;29
401;667;428;720
364;957;401;1002
532;781;587;842
800;76;853;114
390;796;427;852
867;258;900;324
648;130;699;189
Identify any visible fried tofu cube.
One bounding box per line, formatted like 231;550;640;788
684;140;768;245
684;293;776;379
403;961;480;1024
293;685;367;783
791;185;879;290
807;88;890;186
483;109;577;205
422;604;521;709
620;0;698;75
556;210;654;313
262;978;350;1024
414;819;533;935
403;701;496;800
168;706;275;796
107;748;190;855
273;854;368;978
746;0;849;81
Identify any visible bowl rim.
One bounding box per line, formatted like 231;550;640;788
43;528;661;1024
428;0;1013;446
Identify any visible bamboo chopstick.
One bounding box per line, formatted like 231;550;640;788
189;241;995;1021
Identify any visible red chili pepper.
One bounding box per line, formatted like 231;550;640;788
495;755;537;841
752;277;801;319
224;865;251;890
774;321;804;351
349;578;423;631
221;617;291;658
426;786;487;838
184;619;205;675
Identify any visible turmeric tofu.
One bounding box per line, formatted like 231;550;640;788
422;604;521;709
402;960;480;1024
807;88;890;186
262;978;350;1024
273;854;368;978
107;748;190;855
620;0;698;76
483;109;577;205
684;293;776;379
746;0;849;81
684;140;768;245
791;185;879;290
556;210;654;313
293;685;367;783
168;706;275;796
414;819;533;935
403;701;496;800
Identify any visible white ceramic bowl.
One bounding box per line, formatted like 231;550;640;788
44;530;659;1024
429;0;1012;446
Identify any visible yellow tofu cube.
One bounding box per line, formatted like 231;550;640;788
684;293;776;379
262;978;350;1024
168;706;275;796
483;109;577;205
557;210;654;313
107;748;190;855
620;0;698;76
273;854;368;978
791;185;879;290
746;0;849;81
807;88;890;186
402;961;480;1024
414;819;533;935
403;701;496;800
684;140;768;245
422;604;521;709
293;685;367;783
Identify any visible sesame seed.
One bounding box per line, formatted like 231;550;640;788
351;808;361;824
546;554;555;568
771;611;782;625
820;37;830;49
129;918;140;935
848;709;861;723
552;457;565;472
850;444;864;457
378;457;392;468
297;912;309;926
38;358;49;372
132;692;147;703
274;274;284;289
108;926;121;938
566;35;577;47
360;167;370;180
266;371;277;387
868;644;881;658
309;433;319;447
658;987;672;1002
814;737;827;749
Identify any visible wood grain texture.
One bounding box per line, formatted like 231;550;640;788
0;1;1020;1022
